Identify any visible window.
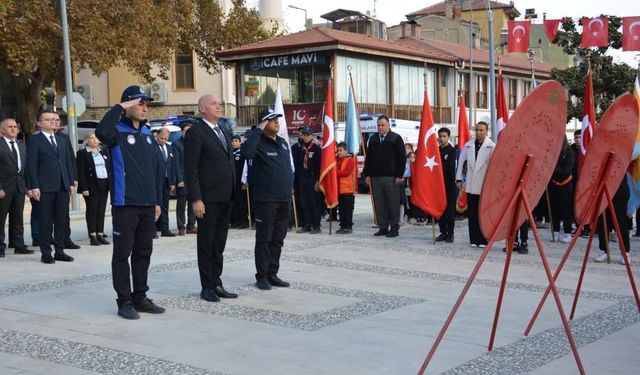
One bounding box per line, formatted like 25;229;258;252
475;75;487;109
457;72;470;106
523;80;534;100
393;64;434;106
175;51;194;89
508;78;518;110
336;55;387;104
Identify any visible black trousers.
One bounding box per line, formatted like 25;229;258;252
156;178;171;232
176;194;196;230
0;189;26;250
338;194;354;229
38;189;69;256
230;186;249;226
549;181;574;234
371;176;403;231
196;201;232;289
254;200;290;280
597;181;631;253
467;194;487;245
298;178;322;229
111;205;156;305
83;179;108;235
438;184;456;236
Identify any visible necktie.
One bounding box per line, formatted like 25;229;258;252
49;135;57;150
162;145;168;160
379;134;385;143
10;141;19;171
214;126;227;151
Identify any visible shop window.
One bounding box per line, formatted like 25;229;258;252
475;75;487;109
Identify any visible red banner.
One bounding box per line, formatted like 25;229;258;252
283;102;324;135
543;19;562;42
581;17;609;48
623;16;640;51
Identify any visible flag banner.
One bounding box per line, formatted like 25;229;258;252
456;186;468;213
622;16;640;51
543;19;562;42
410;90;446;219
457;95;470;152
344;84;361;156
581;17;609;48
319;79;339;209
283;102;325;135
274;85;295;171
627;70;640;216
496;72;509;137
580;70;596;156
507;20;531;53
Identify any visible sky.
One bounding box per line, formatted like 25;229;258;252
247;0;640;66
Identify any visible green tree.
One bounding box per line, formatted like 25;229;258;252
0;0;276;136
550;16;636;122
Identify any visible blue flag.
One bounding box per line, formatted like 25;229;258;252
344;85;360;155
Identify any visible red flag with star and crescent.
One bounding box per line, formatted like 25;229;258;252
318;79;338;209
582;17;609;48
410;90;446;219
622;16;640;51
507;20;531;53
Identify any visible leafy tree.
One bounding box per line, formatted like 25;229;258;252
550;16;636;122
0;0;276;136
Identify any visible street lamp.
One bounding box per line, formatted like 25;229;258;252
288;5;308;30
483;0;497;141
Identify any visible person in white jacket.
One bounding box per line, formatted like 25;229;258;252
456;121;495;247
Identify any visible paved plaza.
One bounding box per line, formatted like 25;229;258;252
1;195;639;374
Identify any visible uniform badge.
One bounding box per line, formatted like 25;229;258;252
308;152;314;158
444;154;449;160
127;135;136;145
146;136;152;144
103;154;108;160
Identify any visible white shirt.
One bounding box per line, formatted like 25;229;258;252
87;148;108;179
3;137;21;172
41;130;57;147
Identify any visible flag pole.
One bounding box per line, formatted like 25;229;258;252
348;65;378;228
529;48;555;242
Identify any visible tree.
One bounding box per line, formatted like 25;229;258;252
0;0;277;136
550;16;636;122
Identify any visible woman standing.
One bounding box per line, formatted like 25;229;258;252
77;132;110;246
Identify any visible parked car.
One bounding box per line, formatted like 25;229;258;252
60;120;100;145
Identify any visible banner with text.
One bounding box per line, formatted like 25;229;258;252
283;102;325;135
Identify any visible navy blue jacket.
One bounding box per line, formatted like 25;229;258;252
96;105;163;206
240;129;293;202
26;132;76;192
292;141;321;182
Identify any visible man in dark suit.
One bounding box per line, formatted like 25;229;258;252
436;127;457;243
0;118;34;257
26;111;76;263
172;121;197;236
185;94;237;302
155;127;176;237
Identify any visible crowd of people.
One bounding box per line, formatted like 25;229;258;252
0;89;634;319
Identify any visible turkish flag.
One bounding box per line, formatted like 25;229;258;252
580;69;596;156
507;20;531;53
410;90;446;219
319;79;338;209
623;16;640;51
457;94;470;152
581;17;609;48
496;71;509;137
543;19;562;42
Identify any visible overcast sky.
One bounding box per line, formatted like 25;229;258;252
248;0;640;66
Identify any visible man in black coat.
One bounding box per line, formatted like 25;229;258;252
230;135;249;229
0;118;34;257
154;127;176;237
363;115;406;238
291;126;322;233
436;127;457;243
185;94;237;302
172;121;197;236
26;110;76;263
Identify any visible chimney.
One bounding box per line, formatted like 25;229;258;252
401;21;408;38
453;5;462;19
410;21;421;38
445;0;454;19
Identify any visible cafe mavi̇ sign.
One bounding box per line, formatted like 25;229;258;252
246;52;325;71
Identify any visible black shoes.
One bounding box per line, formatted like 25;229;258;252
97;235;110;245
268;275;290;287
385;230;399;238
118;301;140;320
296;227;311;234
153;234;159;239
518;242;529;254
54;252;74;262
90;236;101;246
445;234;454;243
0;249;4;258
133;297;165;314
255;278;271;290
200;288;220;302
503;242;519;253
435;233;447;242
309;227;321;234
336;228;352;234
14;247;35;254
41;255;55;264
214;285;238;298
373;229;389;236
64;240;81;250
160;231;176;237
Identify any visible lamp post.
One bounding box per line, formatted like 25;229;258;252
483;0;497;141
288;5;308;30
